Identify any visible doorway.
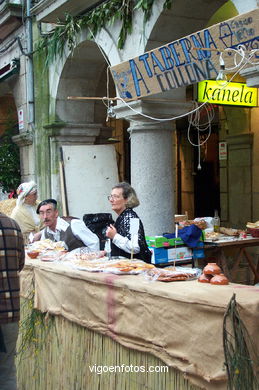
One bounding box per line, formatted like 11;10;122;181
193;130;220;217
176;120;220;219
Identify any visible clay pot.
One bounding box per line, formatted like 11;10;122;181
203;262;221;275
198;273;212;283
210;273;229;285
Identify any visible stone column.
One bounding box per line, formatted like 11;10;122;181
115;99;193;235
129;119;174;235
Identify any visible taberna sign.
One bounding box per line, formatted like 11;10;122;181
197;80;258;107
110;9;259;101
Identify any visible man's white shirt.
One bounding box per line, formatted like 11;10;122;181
41;217;100;251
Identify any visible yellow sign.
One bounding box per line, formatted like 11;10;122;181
110;9;259;100
197;80;258;106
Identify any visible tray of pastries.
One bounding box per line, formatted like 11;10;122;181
67;257;155;274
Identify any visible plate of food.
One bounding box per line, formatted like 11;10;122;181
38;250;66;262
70;258;154;274
145;266;201;282
204;232;222;242
26;250;40;259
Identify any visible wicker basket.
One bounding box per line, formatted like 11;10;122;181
247;227;259;237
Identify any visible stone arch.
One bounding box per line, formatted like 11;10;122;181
145;0;228;53
142;0;255;54
51;42;116;126
45;33;123;203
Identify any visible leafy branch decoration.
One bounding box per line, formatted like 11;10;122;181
36;0;172;64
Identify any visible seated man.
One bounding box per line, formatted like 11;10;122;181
33;199;100;252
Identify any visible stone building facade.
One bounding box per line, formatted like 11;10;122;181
0;0;259;235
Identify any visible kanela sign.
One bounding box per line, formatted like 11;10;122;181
198;80;258;106
110;9;259;101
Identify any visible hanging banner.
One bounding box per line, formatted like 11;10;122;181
110;8;259;101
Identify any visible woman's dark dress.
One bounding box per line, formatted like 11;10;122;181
111;208;151;263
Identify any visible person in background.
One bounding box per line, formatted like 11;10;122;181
10;181;43;244
33;199;100;252
106;182;151;263
0;212;25;390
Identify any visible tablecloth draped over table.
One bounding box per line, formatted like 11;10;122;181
20;260;259;390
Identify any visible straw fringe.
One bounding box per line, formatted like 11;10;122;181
16;298;201;390
0;198;16;216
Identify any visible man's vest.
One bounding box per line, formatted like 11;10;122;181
44;224;85;251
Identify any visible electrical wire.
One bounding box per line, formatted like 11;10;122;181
223;45;259;70
87;26;116;121
187;103;213;147
186;102;213;169
115;94;207;122
88;27;111;68
61;21;259;163
113;47;259;124
108;47;259;169
60;23;259;171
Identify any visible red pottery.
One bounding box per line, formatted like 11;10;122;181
198;273;212;283
210;273;229;285
203;262;221;275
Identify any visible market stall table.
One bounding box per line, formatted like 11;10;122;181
204;236;259;284
17;258;259;390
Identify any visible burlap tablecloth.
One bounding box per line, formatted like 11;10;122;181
20;259;259;390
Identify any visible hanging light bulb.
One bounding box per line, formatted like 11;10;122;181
216;53;228;86
107;101;116;119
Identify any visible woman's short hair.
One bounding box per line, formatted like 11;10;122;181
112;182;140;209
36;199;57;214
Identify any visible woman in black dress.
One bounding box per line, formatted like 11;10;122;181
106;182;151;263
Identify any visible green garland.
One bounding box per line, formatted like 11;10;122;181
17;291;55;366
37;0;172;64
